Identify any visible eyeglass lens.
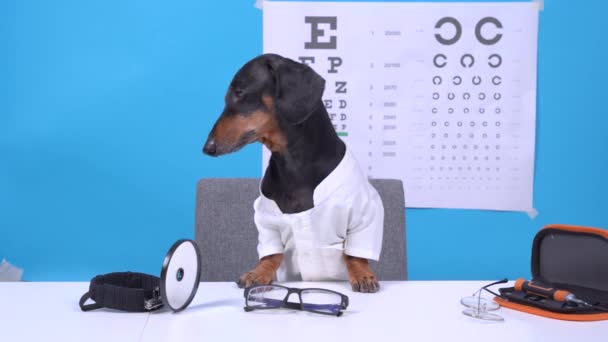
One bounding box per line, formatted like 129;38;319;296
247;285;288;309
300;289;343;314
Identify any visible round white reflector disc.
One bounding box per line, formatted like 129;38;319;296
160;239;201;312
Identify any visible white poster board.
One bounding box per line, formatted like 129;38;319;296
263;2;539;212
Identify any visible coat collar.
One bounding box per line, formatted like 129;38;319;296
258;147;362;213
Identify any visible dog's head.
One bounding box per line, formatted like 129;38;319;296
202;54;325;157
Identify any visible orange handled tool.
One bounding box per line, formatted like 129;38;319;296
513;278;604;309
514;278;571;302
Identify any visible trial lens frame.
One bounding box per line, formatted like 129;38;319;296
480;278;508;297
243;284;349;317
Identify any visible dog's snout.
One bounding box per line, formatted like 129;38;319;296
203;138;217;156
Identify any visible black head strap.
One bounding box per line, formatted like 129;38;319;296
79;272;162;312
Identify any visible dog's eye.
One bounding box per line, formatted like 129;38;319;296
233;89;244;99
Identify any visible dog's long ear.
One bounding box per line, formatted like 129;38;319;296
266;56;325;125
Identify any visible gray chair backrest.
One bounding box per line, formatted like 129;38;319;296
195;178;407;282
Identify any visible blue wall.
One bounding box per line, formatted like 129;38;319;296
1;0;607;281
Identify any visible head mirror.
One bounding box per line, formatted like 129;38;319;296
160;239;201;312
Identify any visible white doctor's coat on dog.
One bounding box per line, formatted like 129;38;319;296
254;148;384;282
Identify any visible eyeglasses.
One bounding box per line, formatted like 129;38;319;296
243;284;349;317
460;278;508;322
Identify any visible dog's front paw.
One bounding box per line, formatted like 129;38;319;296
350;274;380;293
344;255;380;293
236;271;273;288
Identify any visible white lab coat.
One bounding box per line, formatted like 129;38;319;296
254;148;384;281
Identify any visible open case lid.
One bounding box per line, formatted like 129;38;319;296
495;224;608;321
160;239;202;312
531;224;608;292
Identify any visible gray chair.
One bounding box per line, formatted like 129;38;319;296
195;178;407;282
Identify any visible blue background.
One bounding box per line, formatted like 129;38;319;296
1;0;607;281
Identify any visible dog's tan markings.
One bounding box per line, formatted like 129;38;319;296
237;253;284;288
344;255;380;293
212;95;287;153
258;95;287;153
213;116;245;148
261;94;273;110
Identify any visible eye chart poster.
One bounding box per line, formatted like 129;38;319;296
262;2;539;212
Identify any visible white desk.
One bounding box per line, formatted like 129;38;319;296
1;281;606;342
0;282;149;342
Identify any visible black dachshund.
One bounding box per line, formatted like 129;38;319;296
203;54;383;293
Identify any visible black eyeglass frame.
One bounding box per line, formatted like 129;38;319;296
243;284;350;317
480;278;508;298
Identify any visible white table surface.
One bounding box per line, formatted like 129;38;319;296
1;281;607;342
